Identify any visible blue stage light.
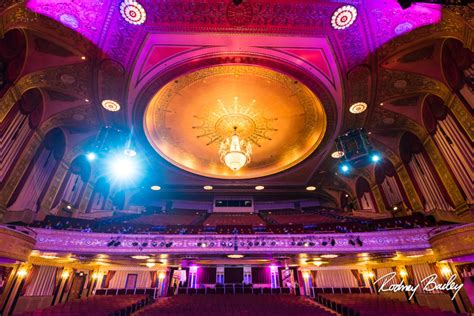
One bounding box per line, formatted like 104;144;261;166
86;152;97;161
108;155;139;180
340;163;350;173
371;153;381;162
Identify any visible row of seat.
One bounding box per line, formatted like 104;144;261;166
136;294;334;316
316;293;464;316
14;294;150;316
177;287;292;295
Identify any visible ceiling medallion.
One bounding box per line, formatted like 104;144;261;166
331;151;344;158
120;0;147;25
194;97;276;171
331;5;357;30
101;99;121;112
349;102;367;114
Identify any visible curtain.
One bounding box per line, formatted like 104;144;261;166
103;271;115;288
197;267;216;284
0;109;31;182
412;263;441;293
108;271;152;288
21;265;39;295
351;269;363;287
376;268;398;287
409;153;453;211
150;271;157;288
24;265;57;296
314;270;358;288
434;115;473;203
10;148;57;212
251;267;270;284
381;176;404;207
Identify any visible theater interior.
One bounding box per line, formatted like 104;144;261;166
0;0;473;315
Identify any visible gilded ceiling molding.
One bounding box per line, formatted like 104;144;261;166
0;225;35;262
0;3;94;55
429;224;474;261
0;64;93;124
38;104;99;135
422;137;467;213
343;65;371;131
0;133;42;207
376;69;450;104
377;8;469;62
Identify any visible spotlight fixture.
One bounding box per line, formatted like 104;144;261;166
86;152;97;161
203;185;213;191
330;239;336;247
165;242;173;248
349;239;356;246
340;163;350;173
331;151;344;159
255;185;265;191
321;241;328;246
356;237;363;247
101;99;121;112
150;185;161;191
371;153;381;162
349;102;367;114
306;186;316;191
108;156;139;180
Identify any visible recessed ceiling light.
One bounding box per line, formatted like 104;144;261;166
81;56;86;60
131;255;150;260
150;185;161;191
349;102;367;114
255;185;265;191
120;0;147;25
321;254;339;259
331;151;344;158
227;254;244;259
101;99;121;112
203;185;213;190
84;99;90;102
331;5;357;30
306;186;316;191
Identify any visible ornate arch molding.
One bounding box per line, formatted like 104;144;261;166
0;3;95;56
376;7;472;62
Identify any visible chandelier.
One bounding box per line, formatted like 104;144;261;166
219;127;252;171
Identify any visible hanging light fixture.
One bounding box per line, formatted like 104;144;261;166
219;127;252;171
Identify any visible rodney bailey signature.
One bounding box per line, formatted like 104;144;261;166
374;272;464;300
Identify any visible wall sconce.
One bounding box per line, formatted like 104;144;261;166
364;271;375;279
61;271;70;279
158;272;166;280
441;266;451;277
302;271;310;279
399;269;408;278
17;268;28;278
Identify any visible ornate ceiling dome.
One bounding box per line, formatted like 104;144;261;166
144;65;327;179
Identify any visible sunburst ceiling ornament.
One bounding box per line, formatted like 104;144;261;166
120;0;147;25
101;99;121;112
331;151;344;158
194;97;276;171
331;5;357;30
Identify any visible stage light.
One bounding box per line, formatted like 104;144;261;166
113;241;121;247
340;163;350;173
165;242;173;248
349;239;355;246
371;153;381;162
150;185;161;191
330;239;336;246
356;238;363;247
86;152;97;161
108;155;139;180
107;240;115;247
322;241;328;246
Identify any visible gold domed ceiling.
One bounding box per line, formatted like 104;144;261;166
144;65;327;179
